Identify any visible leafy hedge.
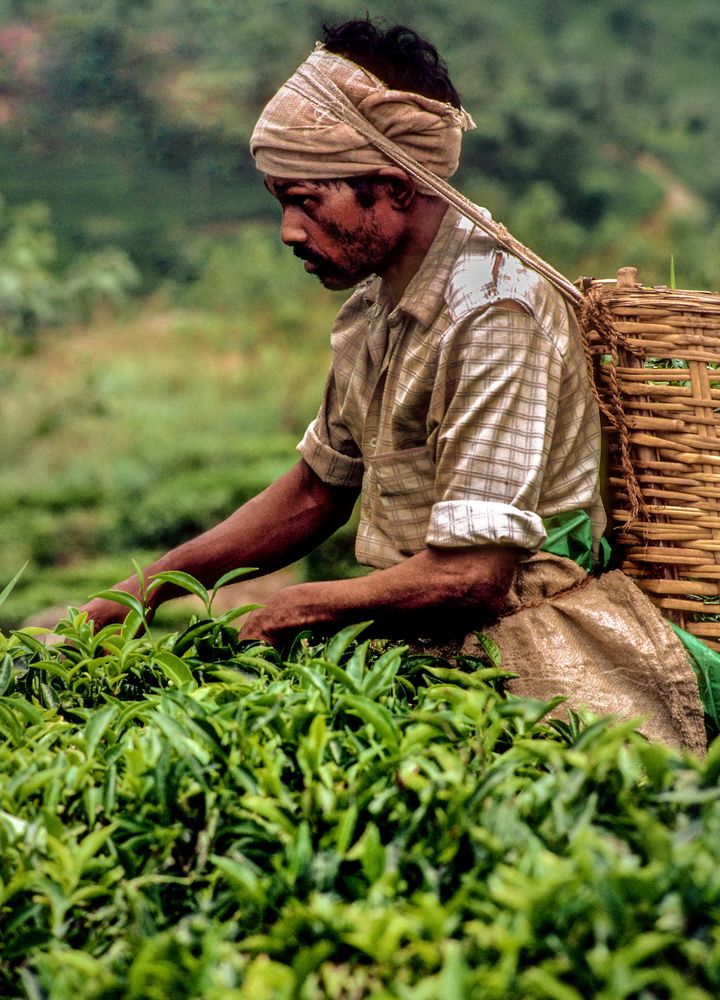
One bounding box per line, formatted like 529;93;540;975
1;586;719;999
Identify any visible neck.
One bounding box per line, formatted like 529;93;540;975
379;198;448;305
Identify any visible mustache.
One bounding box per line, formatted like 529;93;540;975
292;246;336;270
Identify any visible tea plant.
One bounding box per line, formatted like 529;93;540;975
0;577;719;999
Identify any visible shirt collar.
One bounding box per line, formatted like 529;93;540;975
361;206;479;329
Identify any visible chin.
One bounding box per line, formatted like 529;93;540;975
317;272;358;291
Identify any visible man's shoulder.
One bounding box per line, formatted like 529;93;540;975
445;230;564;327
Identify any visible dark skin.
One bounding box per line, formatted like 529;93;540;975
79;172;522;643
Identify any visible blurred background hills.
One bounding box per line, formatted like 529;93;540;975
2;0;719;287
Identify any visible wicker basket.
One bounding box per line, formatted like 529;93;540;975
582;267;720;651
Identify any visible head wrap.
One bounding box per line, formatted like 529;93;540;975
250;45;474;183
249;44;583;307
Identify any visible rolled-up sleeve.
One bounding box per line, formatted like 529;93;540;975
427;501;546;549
297;370;365;489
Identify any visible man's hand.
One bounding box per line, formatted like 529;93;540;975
237;544;521;647
239;600;293;647
63;460;358;635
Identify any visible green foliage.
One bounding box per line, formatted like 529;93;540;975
0;552;159;632
0;200;60;339
116;461;292;551
0;452;296;629
0;283;336;628
180;225;325;338
0;606;718;998
0;196;139;341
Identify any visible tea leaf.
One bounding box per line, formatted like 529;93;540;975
0;563;28;608
154;651;197;691
88;589;147;621
148;570;210;608
0;652;12;696
340;693;400;751
82;704;118;758
324;622;372;664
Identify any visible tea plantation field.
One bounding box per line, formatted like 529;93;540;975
1;585;719;999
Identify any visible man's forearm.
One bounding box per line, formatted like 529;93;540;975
82;460;358;624
239;544;520;644
143;467;354;603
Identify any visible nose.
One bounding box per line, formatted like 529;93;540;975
280;207;307;246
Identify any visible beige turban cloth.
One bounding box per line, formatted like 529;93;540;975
250;45;474;185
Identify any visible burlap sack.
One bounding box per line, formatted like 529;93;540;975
460;553;706;755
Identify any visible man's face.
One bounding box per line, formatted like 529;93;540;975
265;177;405;290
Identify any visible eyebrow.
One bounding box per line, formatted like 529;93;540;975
265;179;298;196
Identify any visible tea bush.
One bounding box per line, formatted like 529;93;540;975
1;584;719;999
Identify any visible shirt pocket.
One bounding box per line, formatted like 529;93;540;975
366;446;436;556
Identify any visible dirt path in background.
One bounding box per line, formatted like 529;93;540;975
636;152;704;231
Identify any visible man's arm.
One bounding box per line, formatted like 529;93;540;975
239;543;520;645
80;459;359;629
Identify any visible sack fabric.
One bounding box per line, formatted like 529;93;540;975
460;553;707;755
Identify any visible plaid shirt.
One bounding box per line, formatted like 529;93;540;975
298;207;605;569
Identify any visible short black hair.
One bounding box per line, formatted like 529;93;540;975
322;18;462;110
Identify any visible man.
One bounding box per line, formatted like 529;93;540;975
82;19;598;638
80;20;705;751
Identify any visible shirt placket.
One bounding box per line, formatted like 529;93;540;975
362;308;406;457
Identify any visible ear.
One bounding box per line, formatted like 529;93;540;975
374;167;417;210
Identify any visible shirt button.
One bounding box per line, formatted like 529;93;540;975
369;436;377;449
